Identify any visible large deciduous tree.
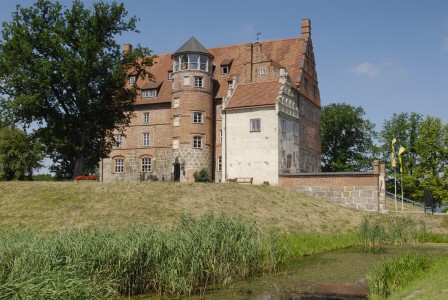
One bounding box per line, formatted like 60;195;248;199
0;124;43;180
378;112;422;198
321;103;376;172
413;116;448;204
0;0;154;178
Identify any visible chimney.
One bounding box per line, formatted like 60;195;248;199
301;19;311;36
123;44;133;54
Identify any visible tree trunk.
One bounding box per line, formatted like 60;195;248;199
73;154;85;178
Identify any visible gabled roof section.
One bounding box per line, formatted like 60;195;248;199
174;36;211;55
226;80;281;110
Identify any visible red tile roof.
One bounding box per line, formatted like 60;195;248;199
226;80;281;110
134;36;304;106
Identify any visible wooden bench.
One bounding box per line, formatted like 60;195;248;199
235;177;253;185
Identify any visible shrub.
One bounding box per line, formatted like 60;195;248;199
193;168;209;182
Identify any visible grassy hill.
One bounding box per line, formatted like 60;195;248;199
1;181;447;234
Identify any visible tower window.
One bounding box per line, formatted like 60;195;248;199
193;136;203;148
194;76;204;87
193;112;203;123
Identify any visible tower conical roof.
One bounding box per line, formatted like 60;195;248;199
174;36;211;55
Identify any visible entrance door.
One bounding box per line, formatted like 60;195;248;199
173;163;181;182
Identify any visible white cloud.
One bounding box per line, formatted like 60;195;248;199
347;62;379;77
347;59;406;78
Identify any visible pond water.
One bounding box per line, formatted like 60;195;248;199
140;243;448;300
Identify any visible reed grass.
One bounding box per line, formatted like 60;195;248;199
367;252;431;299
359;216;423;249
0;213;277;299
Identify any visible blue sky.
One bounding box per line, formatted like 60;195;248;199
1;0;447;131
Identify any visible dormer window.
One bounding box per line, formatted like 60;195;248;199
221;65;229;75
142;89;157;98
129;76;136;85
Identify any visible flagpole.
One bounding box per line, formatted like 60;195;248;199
401;172;404;211
394;171;397;212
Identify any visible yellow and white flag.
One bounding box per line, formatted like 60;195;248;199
391;138;397;167
398;146;405;173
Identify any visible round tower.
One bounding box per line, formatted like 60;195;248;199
170;37;214;182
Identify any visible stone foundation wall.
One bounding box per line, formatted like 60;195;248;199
279;162;386;212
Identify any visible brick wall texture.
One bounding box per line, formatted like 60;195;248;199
279;172;382;211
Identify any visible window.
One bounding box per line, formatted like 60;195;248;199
173;115;180;127
172;138;179;150
114;158;124;173
228;80;234;89
141;157;152;172
304;78;308;90
250;119;261;132
194;76;203;87
189;53;199;69
199;55;208;71
193;136;203;148
142;89;157;98
293;124;299;144
168;71;173;80
219;130;222;144
259;68;266;75
143;112;150;123
193;112;203;123
173;54;209;72
217;156;222;171
173;98;180;108
142;133;150;146
129;76;136;85
221;65;229;74
281;119;287;133
114;134;122;148
313;85;317;96
183;76;190;86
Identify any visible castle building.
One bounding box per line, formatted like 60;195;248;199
100;19;321;184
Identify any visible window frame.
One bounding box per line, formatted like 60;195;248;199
192;111;204;123
140;157;152;172
129;76;136;85
143;112;150;124
142;89;157;98
217;156;222;172
259;68;266;75
250;118;261;132
142;132;150;147
192;136;203;148
194;76;204;87
114;158;124;173
114;134;123;148
221;65;229;75
281;119;287;133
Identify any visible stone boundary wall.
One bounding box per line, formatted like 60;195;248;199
279;162;386;212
